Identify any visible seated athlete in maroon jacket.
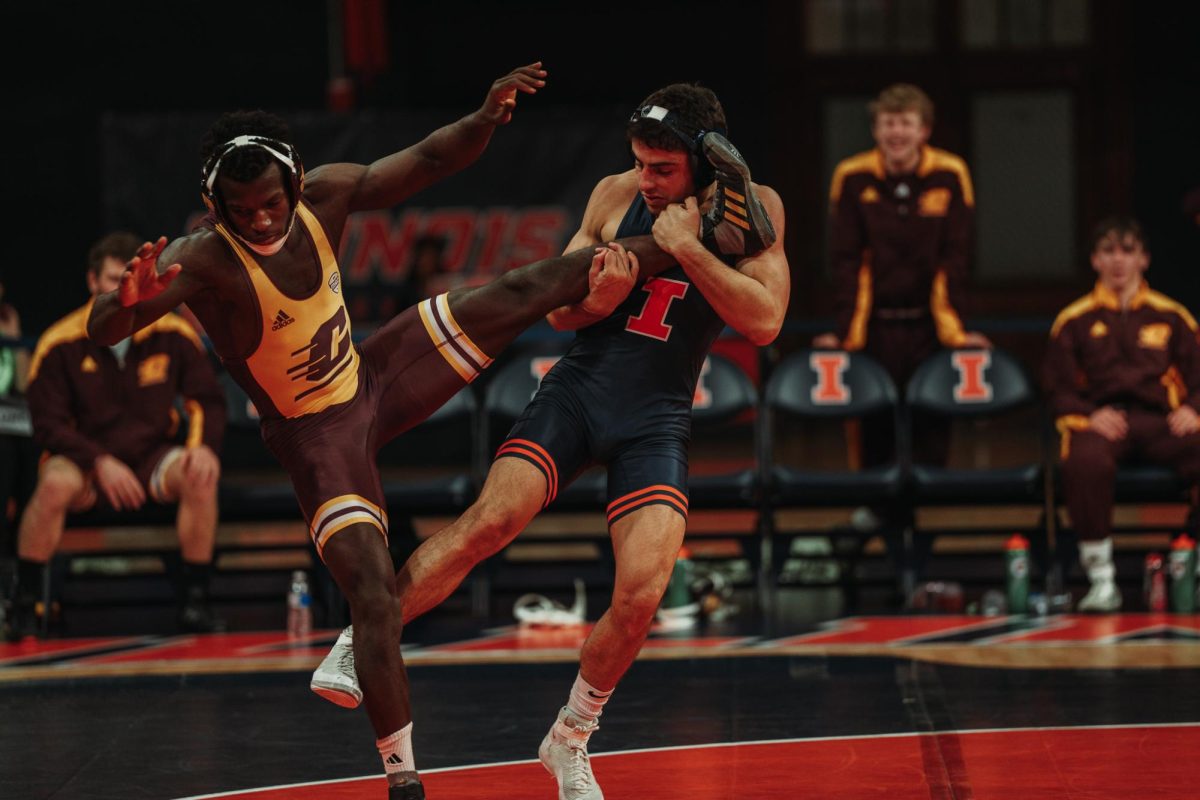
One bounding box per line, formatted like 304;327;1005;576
10;231;226;641
1046;216;1200;612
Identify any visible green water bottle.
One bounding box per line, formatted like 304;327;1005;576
1005;534;1030;614
1169;534;1197;613
660;547;696;616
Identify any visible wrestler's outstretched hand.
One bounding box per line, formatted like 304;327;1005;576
119;237;181;308
580;242;639;317
479;62;547;126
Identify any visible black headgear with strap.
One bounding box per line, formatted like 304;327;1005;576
199;134;305;217
628;104;726;188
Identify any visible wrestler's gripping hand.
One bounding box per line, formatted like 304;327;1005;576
119;237;182;308
580;243;639;317
653;197;704;256
478;62;548;126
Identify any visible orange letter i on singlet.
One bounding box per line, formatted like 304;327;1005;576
625;278;689;341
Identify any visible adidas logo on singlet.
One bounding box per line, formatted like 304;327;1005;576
271;310;294;331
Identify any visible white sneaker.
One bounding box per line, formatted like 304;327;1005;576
310;626;362;708
538;707;603;800
1077;580;1122;612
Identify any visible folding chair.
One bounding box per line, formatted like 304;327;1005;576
761;349;904;594
904;347;1047;589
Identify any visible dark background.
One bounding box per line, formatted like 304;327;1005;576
4;0;1199;337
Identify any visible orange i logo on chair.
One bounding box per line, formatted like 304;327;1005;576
951;350;992;403
810;352;851;405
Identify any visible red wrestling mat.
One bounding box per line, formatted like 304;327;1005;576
184;723;1200;800
4;615;1198;679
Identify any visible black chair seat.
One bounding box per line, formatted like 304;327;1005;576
912;463;1044;502
65;503;178;528
771;463;905;505
1114;465;1187;503
384;474;476;513
689;469;758;508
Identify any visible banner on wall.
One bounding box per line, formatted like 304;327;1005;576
101;107;631;323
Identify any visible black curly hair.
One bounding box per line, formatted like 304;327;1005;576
199;110;295;199
626;83;726;153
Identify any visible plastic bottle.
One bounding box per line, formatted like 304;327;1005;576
980;589;1008;616
1005;534;1030;614
1169;534;1197;613
1145;553;1167;613
287;570;313;640
658;547;699;622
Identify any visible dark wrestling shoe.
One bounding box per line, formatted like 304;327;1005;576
3;596;41;642
699;132;777;259
178;598;228;634
388;773;425;799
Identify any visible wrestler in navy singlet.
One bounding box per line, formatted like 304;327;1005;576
500;195;726;525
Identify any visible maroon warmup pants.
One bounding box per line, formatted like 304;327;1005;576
1059;407;1200;541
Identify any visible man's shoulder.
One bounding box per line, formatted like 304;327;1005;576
1142;289;1199;331
35;304;92;353
834;149;880;174
173;226;228;260
592;171;638;205
28;303;93;383
585;171;639;229
1050;293;1101;338
830;151;882;201
300;164;359;210
164;227;235;282
920;148;972;183
750;181;783;208
133;312;207;352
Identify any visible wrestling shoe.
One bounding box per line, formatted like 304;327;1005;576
387;773;425;799
3;596;40;642
178;595;227;634
699;132;777;258
539;707;603;800
1078;539;1121;613
1077;580;1122;613
311;626;362;708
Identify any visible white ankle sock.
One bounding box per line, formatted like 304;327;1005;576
1080;538;1116;583
377;722;415;775
567;673;612;723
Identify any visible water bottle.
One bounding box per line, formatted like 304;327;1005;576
979;589;1008;617
287;570;313;640
658;547;699;623
1005;534;1030;614
1145;553;1167;613
1169;534;1197;613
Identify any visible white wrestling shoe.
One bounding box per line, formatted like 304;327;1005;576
1077;580;1122;613
310;626;362;708
539;707;604;800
